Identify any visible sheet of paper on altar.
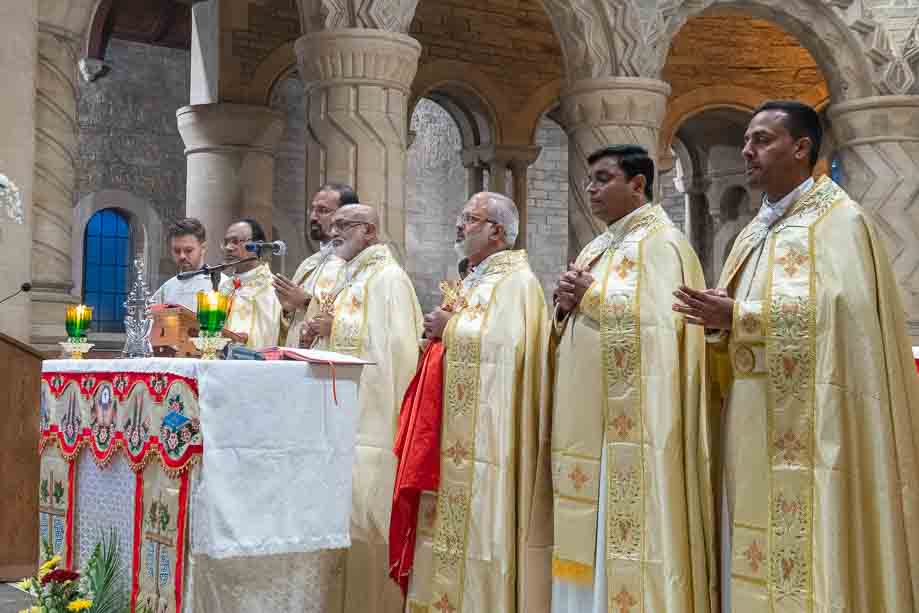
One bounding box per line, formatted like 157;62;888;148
191;359;363;559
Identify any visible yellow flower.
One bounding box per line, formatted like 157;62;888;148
67;600;93;611
38;555;61;578
13;578;33;591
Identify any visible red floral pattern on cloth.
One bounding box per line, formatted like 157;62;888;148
40;368;199;613
40;370;201;473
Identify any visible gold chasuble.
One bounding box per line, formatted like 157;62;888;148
219;263;282;349
710;176;919;612
550;204;717;613
328;243;424;613
282;248;345;347
405;249;554;613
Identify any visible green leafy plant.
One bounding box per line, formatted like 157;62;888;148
82;528;127;613
17;528;127;613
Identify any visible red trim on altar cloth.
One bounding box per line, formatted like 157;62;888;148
174;471;190;613
130;469;144;613
43;370;199;402
65;459;76;569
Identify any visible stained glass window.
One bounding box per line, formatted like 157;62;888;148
83;209;131;333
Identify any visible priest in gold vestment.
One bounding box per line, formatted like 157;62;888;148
304;204;423;613
273;184;357;346
551;145;716;613
404;192;553;613
218;218;282;349
675;101;919;612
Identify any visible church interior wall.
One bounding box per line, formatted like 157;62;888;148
76;39;190;290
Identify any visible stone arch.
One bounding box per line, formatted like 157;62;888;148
72;189;163;299
660;85;766;154
662;1;882;101
517;78;564;146
246;41;297;106
410;60;505;148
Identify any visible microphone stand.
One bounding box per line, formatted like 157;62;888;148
177;257;260;291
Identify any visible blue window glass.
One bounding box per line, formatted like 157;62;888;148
82;209;131;333
830;157;843;185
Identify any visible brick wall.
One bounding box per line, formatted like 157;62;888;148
406;98;468;313
269;70;308;269
664;14;825;100
77;39;190;230
410;0;564;110
230;0;300;87
527;117;568;300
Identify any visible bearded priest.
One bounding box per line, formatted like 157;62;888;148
400;192;553;613
218;218;282;349
303;203;423;613
674;100;919;612
273;183;358;346
551;145;716;613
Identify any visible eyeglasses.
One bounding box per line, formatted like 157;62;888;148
456;213;499;227
312;206;336;216
330;220;369;233
582;172;619;191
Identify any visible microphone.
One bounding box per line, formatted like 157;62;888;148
245;240;287;256
0;282;32;306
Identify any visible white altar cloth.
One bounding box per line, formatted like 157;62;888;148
42;357;363;612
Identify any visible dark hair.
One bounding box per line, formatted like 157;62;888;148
753;100;823;168
587;144;655;200
239;217;267;242
320;183;360;207
167;217;206;242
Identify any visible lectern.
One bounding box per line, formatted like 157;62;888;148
0;332;43;580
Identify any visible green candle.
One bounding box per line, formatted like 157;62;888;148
196;291;228;334
65;304;92;339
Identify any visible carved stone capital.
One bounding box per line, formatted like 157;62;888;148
462;145;542;170
294;29;421;94
561;77;671;134
176;103;284;155
298;0;419;34
827;95;919;326
828;95;919;145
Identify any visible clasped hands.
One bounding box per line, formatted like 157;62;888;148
423;307;454;340
300;312;333;348
551;262;735;330
671;286;734;330
553;264;595;317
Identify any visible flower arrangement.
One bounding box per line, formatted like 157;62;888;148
16;530;126;613
0;172;24;224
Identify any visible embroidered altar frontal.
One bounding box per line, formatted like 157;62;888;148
37;357;363;613
40;365;199;613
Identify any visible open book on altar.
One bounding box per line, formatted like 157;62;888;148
259;346;376;365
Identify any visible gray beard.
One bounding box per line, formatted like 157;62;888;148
454;241;466;261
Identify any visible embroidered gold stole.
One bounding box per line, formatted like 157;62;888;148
551;206;671;603
410;250;530;613
329;244;393;356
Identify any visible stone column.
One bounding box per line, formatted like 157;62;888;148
30;25;81;348
0;1;37;342
463;157;484;198
176;103;284;265
295;29;421;259
827;95;919;340
507;150;541;248
561;77;671;253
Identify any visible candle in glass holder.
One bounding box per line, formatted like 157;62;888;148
196;291;228;334
65;304;92;339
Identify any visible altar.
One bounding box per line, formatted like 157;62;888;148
38;357;363;613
